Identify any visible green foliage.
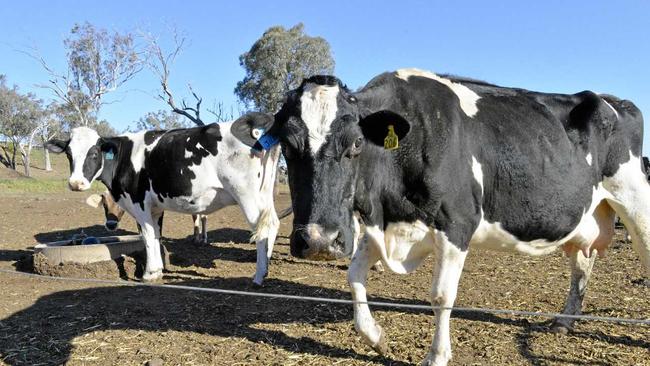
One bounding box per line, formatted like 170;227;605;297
235;23;335;112
134;109;191;131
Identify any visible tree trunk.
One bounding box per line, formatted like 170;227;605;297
11;142;17;170
22;154;30;177
44;147;52;171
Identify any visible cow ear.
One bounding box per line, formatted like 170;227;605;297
100;140;118;161
44;138;69;154
86;194;103;208
358;110;411;148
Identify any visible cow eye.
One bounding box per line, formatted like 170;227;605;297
353;137;363;149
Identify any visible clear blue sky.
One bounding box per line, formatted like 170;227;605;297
1;1;649;153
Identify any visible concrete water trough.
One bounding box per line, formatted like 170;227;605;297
34;235;144;266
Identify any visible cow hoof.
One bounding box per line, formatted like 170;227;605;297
142;270;163;283
252;272;268;286
372;262;385;273
192;238;208;246
370;326;388;355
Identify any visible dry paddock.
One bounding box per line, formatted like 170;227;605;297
0;189;649;366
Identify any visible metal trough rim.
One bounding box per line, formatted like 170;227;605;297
34;235;145;266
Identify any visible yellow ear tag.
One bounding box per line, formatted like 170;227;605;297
384;125;399;150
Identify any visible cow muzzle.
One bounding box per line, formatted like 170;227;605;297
68;178;91;191
105;220;118;231
290;224;345;260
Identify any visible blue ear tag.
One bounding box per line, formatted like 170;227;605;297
258;132;280;150
104;150;114;160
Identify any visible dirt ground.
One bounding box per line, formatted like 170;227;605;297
1;170;649;365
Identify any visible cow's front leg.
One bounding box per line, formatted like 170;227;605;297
422;231;468;366
140;212;164;282
551;248;597;333
348;235;386;354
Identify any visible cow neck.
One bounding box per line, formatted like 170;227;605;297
354;144;428;229
98;137;123;192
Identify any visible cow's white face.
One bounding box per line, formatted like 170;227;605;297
46;127;104;191
68;127;102;190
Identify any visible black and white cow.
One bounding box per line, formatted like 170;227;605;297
46;113;281;285
272;69;649;365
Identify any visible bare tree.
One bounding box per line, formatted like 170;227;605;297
39;104;61;171
25;22;144;126
0;77;44;176
143;30;206;126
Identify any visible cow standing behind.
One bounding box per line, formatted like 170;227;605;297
273;70;649;365
86;191;209;244
47;113;280;285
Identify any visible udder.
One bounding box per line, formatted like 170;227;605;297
562;200;615;257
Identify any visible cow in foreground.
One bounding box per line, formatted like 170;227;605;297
47;113;281;285
273;70;649;365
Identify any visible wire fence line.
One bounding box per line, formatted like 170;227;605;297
1;268;648;326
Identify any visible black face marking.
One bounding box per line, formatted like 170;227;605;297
81;145;103;183
274;71;643;259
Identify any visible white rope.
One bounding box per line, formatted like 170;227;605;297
1;268;648;326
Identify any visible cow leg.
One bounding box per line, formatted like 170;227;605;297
604;155;650;278
201;215;208;244
422;232;468;366
348;235;386;353
140;212;164;282
192;214;201;243
551;248;597;333
352;214;383;272
239;198;279;285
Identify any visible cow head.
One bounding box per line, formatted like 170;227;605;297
86;191;125;231
45;127;117;191
274;75;410;260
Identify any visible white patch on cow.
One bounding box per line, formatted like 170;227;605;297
602;99;619;119
365;221;435;274
471;156;483;189
196;142;205;151
122;132;147;173
602;151;650;275
68;127;101;189
184;149;193;158
586;153;593;166
300;82;340;154
395;68;481;118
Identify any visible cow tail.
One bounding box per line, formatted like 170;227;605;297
251;145;281;243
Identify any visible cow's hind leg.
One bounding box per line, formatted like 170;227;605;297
239;197;279;285
348;235;386;353
604;155;650;279
551;249;597;333
422;232;468;366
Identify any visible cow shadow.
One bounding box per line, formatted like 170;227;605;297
513;317;650;365
33;225;138;244
0;276;427;366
